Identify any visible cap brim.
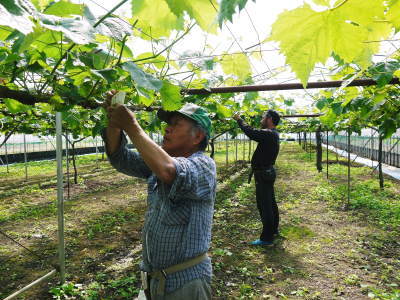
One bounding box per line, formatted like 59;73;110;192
157;109;176;123
157;109;195;124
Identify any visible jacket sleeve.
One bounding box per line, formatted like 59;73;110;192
237;119;274;143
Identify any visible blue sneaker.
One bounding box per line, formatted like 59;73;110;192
249;239;273;246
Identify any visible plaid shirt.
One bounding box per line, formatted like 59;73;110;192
103;132;217;293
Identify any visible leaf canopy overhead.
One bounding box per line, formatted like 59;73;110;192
0;0;399;139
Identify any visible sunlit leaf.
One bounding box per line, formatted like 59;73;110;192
160;80;182;110
166;0;218;33
218;0;252;27
269;1;387;86
39;13;95;44
0;3;34;34
4;98;32;113
220;53;251;81
44;0;84;17
387;0;400;32
122;61;163;91
132;0;183;39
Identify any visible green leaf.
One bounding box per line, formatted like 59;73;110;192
31;0;52;11
216;103;231;118
218;0;251;27
3;98;32;113
312;0;331;6
379;118;397;139
122;61;163;91
331;102;342;115
135;94;154;106
165;0;218;33
387;0;400;32
220;53;251;80
39;13;95;44
44;0;84;17
160;80;182;111
132;0;184;39
316;98;328;110
1;0;26;15
369;61;400;88
14;25;43;53
0;2;34;34
97;69;119;84
96;18;132;41
269;1;388;86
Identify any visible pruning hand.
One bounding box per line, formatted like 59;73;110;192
104;90;136;132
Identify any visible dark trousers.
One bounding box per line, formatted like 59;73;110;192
254;168;279;242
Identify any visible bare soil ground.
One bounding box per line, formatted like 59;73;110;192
0;144;399;299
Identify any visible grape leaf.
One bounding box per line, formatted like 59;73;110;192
269;1;387;86
218;0;252;27
4;98;32;113
220;53;251;80
132;0;184;39
160;80;182;111
166;0;218;33
122;61;163;91
44;0;84;17
387;0;400;32
39;13;95;44
312;0;331;6
0;3;34;34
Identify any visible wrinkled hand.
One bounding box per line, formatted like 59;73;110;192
232;112;241;121
103;90;136;132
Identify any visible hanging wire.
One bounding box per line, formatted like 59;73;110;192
0;230;57;270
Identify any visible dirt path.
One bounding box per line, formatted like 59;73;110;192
211;143;399;299
1;145;398;299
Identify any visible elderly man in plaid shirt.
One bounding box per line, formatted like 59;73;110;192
102;92;216;300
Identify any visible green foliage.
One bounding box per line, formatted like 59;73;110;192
218;0;253;27
269;0;393;86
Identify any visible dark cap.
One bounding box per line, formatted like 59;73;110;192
265;109;280;125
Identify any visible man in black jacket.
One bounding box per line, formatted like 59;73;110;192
233;110;280;245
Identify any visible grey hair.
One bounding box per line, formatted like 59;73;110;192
191;122;208;151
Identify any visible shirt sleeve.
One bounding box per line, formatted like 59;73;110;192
101;129;152;179
237;119;275;143
165;154;216;203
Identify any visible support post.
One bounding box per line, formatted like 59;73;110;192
5;141;9;173
316;128;322;172
326;131;329;179
346;129;351;210
378;134;384;190
225;133;228;165
235;137;238;162
56;112;65;284
23;134;28;181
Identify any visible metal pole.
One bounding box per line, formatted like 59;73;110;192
182;78;400;95
225;133;228;165
243;135;246;161
4;270;57;300
56;112;65;284
23;134;28;181
235;137;238;162
347;129;351;209
5;141;9;173
326;131;329;179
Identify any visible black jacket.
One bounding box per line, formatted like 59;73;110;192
237;119;280;169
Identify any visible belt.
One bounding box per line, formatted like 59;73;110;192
249;166;274;183
146;253;208;296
